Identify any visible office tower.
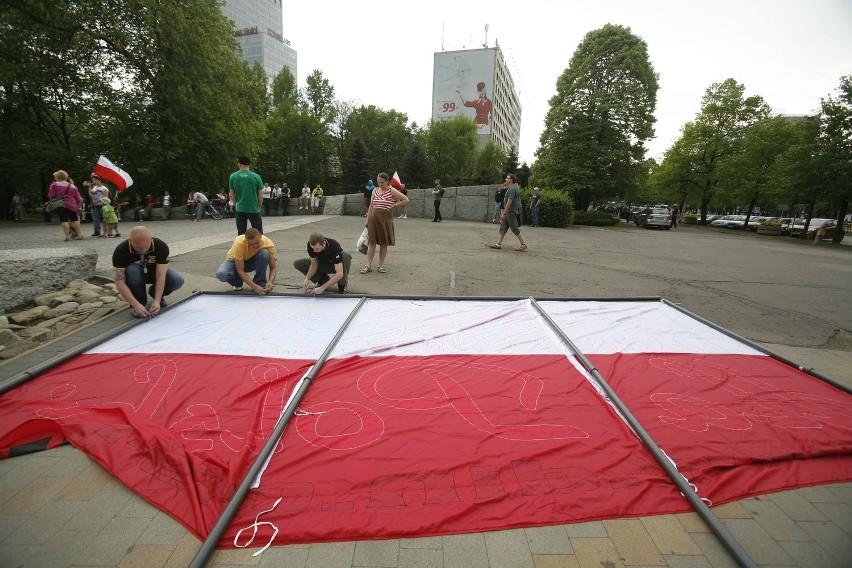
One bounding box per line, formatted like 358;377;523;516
221;0;297;86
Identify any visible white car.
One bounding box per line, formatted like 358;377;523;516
710;215;744;227
790;218;834;237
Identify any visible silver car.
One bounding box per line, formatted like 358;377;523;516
643;207;672;229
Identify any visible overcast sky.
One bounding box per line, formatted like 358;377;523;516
282;0;852;165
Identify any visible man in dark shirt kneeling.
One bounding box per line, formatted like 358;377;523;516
293;232;351;294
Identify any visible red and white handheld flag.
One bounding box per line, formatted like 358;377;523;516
93;155;134;192
390;171;403;189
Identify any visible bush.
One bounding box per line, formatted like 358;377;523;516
760;219;781;227
572;210;621;226
683;214;699;224
520;187;574;228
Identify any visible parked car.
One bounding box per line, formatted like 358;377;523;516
710;215;744;227
806;219;838;240
746;216;773;231
790;218;834;238
779;218;795;234
642;206;672;229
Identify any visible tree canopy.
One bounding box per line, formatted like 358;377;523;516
534;24;658;210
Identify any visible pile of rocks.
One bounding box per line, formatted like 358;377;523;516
0;279;125;360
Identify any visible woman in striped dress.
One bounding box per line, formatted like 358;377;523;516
361;172;409;274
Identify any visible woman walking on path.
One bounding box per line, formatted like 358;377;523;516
48;170;84;241
361;172;408;274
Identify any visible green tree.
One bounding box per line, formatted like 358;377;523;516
817;75;852;242
474;141;508;184
344;105;413;176
0;0;268;203
424;116;478;186
653;79;770;222
535;24;658;210
716;116;797;223
503;147;519;179
341;136;371;193
403;140;430;188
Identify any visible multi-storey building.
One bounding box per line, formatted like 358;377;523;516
432;45;522;155
221;0;297;86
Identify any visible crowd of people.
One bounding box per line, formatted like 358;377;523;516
46;156;541;319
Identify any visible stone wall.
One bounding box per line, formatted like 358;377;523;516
121;185;498;222
325;185;496;222
0;248;97;313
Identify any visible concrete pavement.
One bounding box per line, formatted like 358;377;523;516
0;213;850;568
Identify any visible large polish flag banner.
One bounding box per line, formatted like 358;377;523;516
0;296;850;550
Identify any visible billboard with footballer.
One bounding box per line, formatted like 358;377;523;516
433;49;496;135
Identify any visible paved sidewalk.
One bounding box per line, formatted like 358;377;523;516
0;216;850;568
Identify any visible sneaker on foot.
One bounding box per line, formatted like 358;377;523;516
232;285;244;291
159;299;167;308
338;284;346;294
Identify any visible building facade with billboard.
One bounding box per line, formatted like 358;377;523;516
432;46;522;156
221;0;297;87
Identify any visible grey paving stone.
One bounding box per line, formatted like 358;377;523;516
116;491;160;518
798;521;852;565
0;514;20;542
0;542;40;568
797;485;843;503
484;528;533;568
42;448;91;478
353;539;400;567
137;509;189;546
689;533;739;568
812;502;852;537
258;544;310;567
305;541;356;568
442;533;488;568
767;489;829;522
400;535;442;549
0;454;62;490
61;488;132;531
740;498;811;541
563;520;608;538
661;555;714;568
824;483;852;507
6;499;82;545
524;525;572;554
13;528;97;568
720;518;795;565
778;539;845;568
72;516;151;566
398;546;443;568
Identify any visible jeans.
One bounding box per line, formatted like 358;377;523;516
195;202;206;221
293;252;351;288
433;200;442;221
235;211;263;235
91;205;103;234
124;264;184;306
531;207;540;227
216;249;270;287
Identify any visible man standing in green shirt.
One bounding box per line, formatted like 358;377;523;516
229;155;264;235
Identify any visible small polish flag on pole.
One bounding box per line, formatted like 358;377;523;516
390;171;403;190
92;155;134;192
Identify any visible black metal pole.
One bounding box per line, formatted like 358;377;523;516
529;298;758;568
188;296;367;568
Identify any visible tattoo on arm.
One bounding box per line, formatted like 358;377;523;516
113;269;125;283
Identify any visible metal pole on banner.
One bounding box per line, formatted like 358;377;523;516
662;299;852;395
188;296;367;568
529;298;758;568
